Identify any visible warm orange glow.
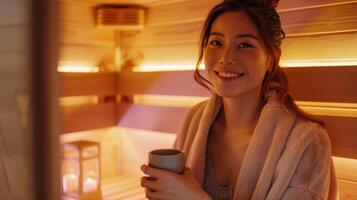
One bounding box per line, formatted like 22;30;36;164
132;63;205;72
296;101;357;117
133;95;207;107
60;96;99;106
131;95;357;118
332;156;357;180
280;59;357;68
133;59;357;72
58;65;99;73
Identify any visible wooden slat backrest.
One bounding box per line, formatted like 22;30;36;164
59;72;118;133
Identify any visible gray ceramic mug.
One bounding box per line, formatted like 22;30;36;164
148;149;185;174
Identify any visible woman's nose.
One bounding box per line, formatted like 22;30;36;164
219;47;236;65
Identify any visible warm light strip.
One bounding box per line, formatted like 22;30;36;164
133;95;208;108
133;59;357;72
280;59;357;68
60;96;99;106
132;63;205;72
296;101;357;117
58;65;99;73
132;95;357;117
332;156;357;181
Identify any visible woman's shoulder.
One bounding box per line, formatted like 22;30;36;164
289;117;331;151
183;99;210;121
174;99;209;150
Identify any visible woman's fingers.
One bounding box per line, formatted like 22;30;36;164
145;188;162;200
141;164;171;178
140;176;158;191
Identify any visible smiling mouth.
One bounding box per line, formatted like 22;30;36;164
215;71;245;79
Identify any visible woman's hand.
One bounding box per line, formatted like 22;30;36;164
140;164;211;200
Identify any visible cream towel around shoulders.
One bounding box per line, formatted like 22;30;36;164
174;91;338;200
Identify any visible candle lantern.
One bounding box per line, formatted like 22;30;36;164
61;141;102;200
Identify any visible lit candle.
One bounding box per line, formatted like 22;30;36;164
83;177;98;193
63;173;79;192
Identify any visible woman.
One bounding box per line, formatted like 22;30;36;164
140;0;338;199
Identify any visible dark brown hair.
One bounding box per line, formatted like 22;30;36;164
194;0;324;125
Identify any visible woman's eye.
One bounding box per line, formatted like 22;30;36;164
238;42;253;48
209;40;222;47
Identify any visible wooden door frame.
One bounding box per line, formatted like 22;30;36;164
32;0;60;199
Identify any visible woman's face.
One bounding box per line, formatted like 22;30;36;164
204;11;270;98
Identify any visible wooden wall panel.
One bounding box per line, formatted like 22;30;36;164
0;25;28;52
146;0;357;35
61;103;117;133
285;66;357;103
117;71;210;96
322;116;357;159
123;28;357;63
117;67;357;103
60;72;117;97
0;0;34;198
59;44;115;65
61;26;115;46
60;0;95;28
280;2;357;35
333;157;357;182
0;52;28;69
281;32;357;61
122;0;357;63
338;180;357;200
0;0;29;25
59;0;116;70
117;103;187;133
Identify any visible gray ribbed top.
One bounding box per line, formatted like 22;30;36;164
203;148;233;200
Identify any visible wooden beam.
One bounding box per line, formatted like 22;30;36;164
59;72;117;97
117;71;210;96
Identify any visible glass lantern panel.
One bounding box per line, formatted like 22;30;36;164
61;159;80;193
81;145;98;159
82;158;99;193
63;145;80;159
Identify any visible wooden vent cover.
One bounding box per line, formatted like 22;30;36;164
96;6;145;30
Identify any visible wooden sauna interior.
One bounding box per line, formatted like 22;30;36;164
1;0;357;199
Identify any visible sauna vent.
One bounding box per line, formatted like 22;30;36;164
96;6;145;30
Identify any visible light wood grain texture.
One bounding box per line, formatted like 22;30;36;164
59;73;117;97
117;71;210;96
333;157;357;182
280;2;357;35
0;0;34;198
338;179;357;200
61;103;118;133
320;116;357;159
0;52;28;69
145;0;357;36
59;44;115;66
122;27;357;63
60;0;95;28
0;0;29;25
285;66;357;103
0;25;28;52
61;25;115;46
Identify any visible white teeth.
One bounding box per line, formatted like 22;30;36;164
217;72;243;78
